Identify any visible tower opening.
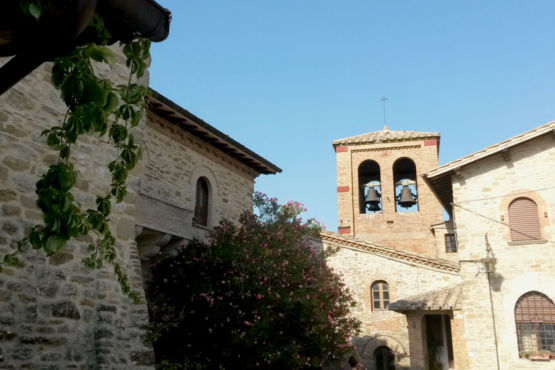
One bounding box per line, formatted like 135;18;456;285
359;160;381;213
393;157;418;212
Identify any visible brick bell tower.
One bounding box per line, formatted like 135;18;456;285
333;126;443;256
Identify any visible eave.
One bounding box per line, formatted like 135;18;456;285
148;89;282;175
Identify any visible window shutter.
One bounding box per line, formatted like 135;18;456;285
508;198;541;241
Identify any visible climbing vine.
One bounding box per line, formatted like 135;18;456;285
0;1;151;302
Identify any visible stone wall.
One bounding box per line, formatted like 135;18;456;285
136;112;258;242
324;241;461;369
452;133;555;369
335;139;444;256
0;48;154;368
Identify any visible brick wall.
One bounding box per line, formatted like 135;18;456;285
335;139;444;256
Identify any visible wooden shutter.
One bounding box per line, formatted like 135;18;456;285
509;198;541;241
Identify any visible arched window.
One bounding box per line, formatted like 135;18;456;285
194;177;210;226
393;158;418;212
371;281;390;310
509;198;541;241
358;160;381;214
374;346;395;370
515;291;555;357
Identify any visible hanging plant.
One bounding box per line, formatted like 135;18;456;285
0;0;151;303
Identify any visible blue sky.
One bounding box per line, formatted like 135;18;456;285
150;1;555;231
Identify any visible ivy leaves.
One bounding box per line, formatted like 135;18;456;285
0;11;150;303
123;39;151;78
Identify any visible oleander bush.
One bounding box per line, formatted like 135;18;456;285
147;192;360;369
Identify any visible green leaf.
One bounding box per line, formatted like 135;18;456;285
3;254;19;266
28;3;42;19
46;133;60;148
29;228;42;249
109;124;127;143
44;235;67;255
104;92;119;113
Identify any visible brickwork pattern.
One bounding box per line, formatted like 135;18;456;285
335;139;444;256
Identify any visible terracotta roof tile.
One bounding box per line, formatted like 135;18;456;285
389;285;462;312
333;127;439;146
319;231;459;273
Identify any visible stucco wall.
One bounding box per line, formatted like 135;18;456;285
0;49;154;368
452;134;555;369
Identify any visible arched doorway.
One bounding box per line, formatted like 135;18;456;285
374;346;395;370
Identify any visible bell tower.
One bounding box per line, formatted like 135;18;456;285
333;127;443;256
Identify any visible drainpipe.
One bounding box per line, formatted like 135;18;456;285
483;234;501;370
0;0;97;95
0;0;171;96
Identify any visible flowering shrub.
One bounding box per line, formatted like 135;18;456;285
147;192;360;369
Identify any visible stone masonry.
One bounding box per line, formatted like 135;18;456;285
0;48;155;369
449;131;555;369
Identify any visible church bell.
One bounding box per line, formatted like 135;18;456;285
365;187;381;212
397;185;417;208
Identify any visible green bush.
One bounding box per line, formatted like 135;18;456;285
147;193;360;369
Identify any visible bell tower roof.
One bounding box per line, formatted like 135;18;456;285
333;127;439;146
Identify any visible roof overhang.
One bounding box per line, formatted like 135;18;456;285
425;121;555;214
148;89;282;175
389;285;462;313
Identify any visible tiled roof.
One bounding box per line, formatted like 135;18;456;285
319;231;459;273
389;285;462;312
425;121;555;212
333;127;439;146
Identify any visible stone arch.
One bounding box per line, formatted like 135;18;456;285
502;272;555;361
358;335;409;369
392;157;418;212
189;165;218;227
358;160;382;214
499;189;549;242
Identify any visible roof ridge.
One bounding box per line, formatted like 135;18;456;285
333;128;440;146
427;120;555;178
319;231;459;273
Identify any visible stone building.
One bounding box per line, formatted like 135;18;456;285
322;122;555;369
0;49;279;368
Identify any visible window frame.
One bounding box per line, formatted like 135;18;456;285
444;233;457;253
371;281;390;310
515;291;555;358
193;177;210;227
508;197;541;242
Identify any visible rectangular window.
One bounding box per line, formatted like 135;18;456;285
445;233;457;253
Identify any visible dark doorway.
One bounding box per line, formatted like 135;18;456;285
374;346;395;370
425;314;454;370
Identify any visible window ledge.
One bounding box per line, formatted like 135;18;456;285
508;239;548;246
192;222;212;232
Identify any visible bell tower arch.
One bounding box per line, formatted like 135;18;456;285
334;127;443;255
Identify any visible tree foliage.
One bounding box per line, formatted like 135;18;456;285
147;193;360;369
